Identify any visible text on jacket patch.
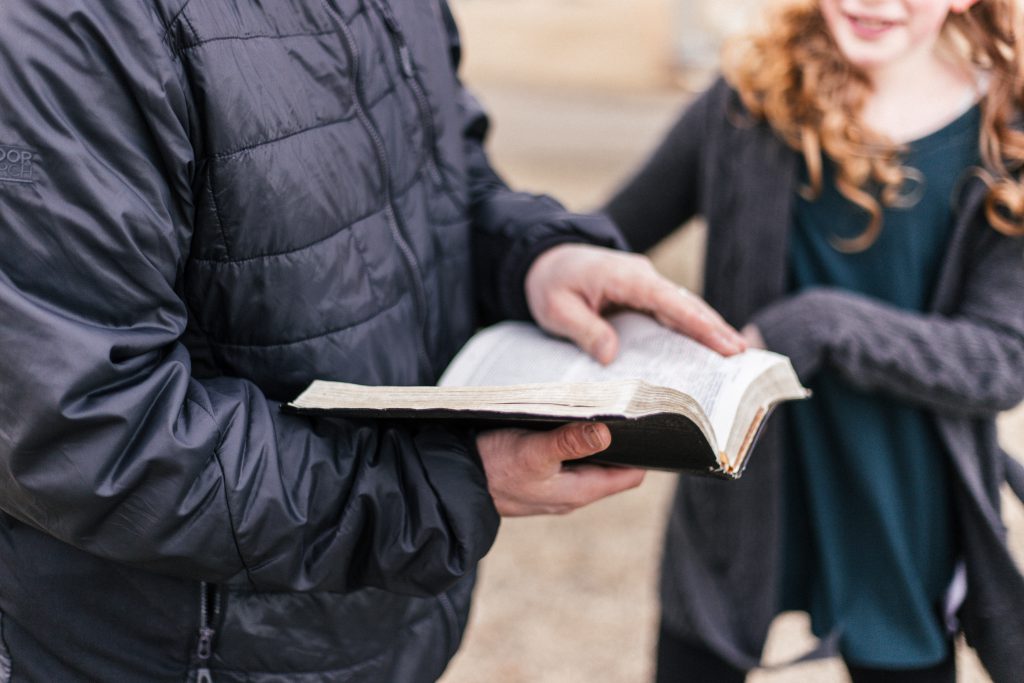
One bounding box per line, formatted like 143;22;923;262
0;146;34;183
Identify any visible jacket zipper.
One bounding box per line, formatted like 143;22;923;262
367;0;446;188
195;582;219;683
324;1;434;379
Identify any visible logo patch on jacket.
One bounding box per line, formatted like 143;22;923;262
0;145;35;184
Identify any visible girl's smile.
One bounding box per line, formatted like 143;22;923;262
842;10;903;40
821;0;978;73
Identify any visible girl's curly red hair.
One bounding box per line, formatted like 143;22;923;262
722;0;1024;251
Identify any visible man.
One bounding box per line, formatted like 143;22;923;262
0;1;742;681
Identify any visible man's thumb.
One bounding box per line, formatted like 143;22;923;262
551;422;611;462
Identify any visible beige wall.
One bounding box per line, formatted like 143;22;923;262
453;0;678;92
452;0;769;92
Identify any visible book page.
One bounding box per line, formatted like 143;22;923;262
440;311;786;445
437;321;592;387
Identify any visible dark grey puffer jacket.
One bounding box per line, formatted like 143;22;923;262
0;1;621;681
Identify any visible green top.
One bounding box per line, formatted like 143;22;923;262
781;104;981;667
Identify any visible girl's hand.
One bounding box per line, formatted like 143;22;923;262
741;323;766;350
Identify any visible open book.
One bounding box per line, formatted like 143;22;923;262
286;312;809;478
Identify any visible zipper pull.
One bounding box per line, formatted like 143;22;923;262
195;626;215;683
397;43;414;79
195;583;216;683
370;0;400;31
373;0;400;34
196;626;215;661
369;0;414;77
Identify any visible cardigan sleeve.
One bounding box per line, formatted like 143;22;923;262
753;224;1024;418
603;78;728;252
439;1;626;323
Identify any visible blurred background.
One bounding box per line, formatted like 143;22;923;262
439;1;1024;681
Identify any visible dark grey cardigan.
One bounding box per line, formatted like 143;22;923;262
605;78;1024;682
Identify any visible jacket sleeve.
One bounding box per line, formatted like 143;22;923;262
752;223;1024;418
0;1;497;597
602;80;724;253
440;2;626;323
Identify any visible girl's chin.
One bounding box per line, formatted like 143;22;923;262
835;39;903;71
843;52;889;68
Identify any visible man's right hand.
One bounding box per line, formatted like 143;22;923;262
476;423;645;516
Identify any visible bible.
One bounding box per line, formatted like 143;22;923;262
286;312;809;478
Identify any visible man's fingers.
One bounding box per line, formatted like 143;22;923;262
526;244;743;360
542;294;620;364
478;423;644;517
583;254;744;353
655;300;746;356
606;266;745;356
552;464;646;511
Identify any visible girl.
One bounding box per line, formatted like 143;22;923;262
604;1;1024;681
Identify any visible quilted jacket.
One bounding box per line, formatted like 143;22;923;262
0;1;621;681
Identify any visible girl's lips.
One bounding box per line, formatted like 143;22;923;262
844;11;901;39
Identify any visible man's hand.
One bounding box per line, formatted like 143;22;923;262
477;422;644;516
525;243;745;364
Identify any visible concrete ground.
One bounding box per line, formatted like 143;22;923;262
440;2;1024;681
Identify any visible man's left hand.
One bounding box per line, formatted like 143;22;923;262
525;243;745;364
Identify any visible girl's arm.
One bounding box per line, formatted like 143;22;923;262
752;228;1024;417
440;2;625;325
603;80;726;252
